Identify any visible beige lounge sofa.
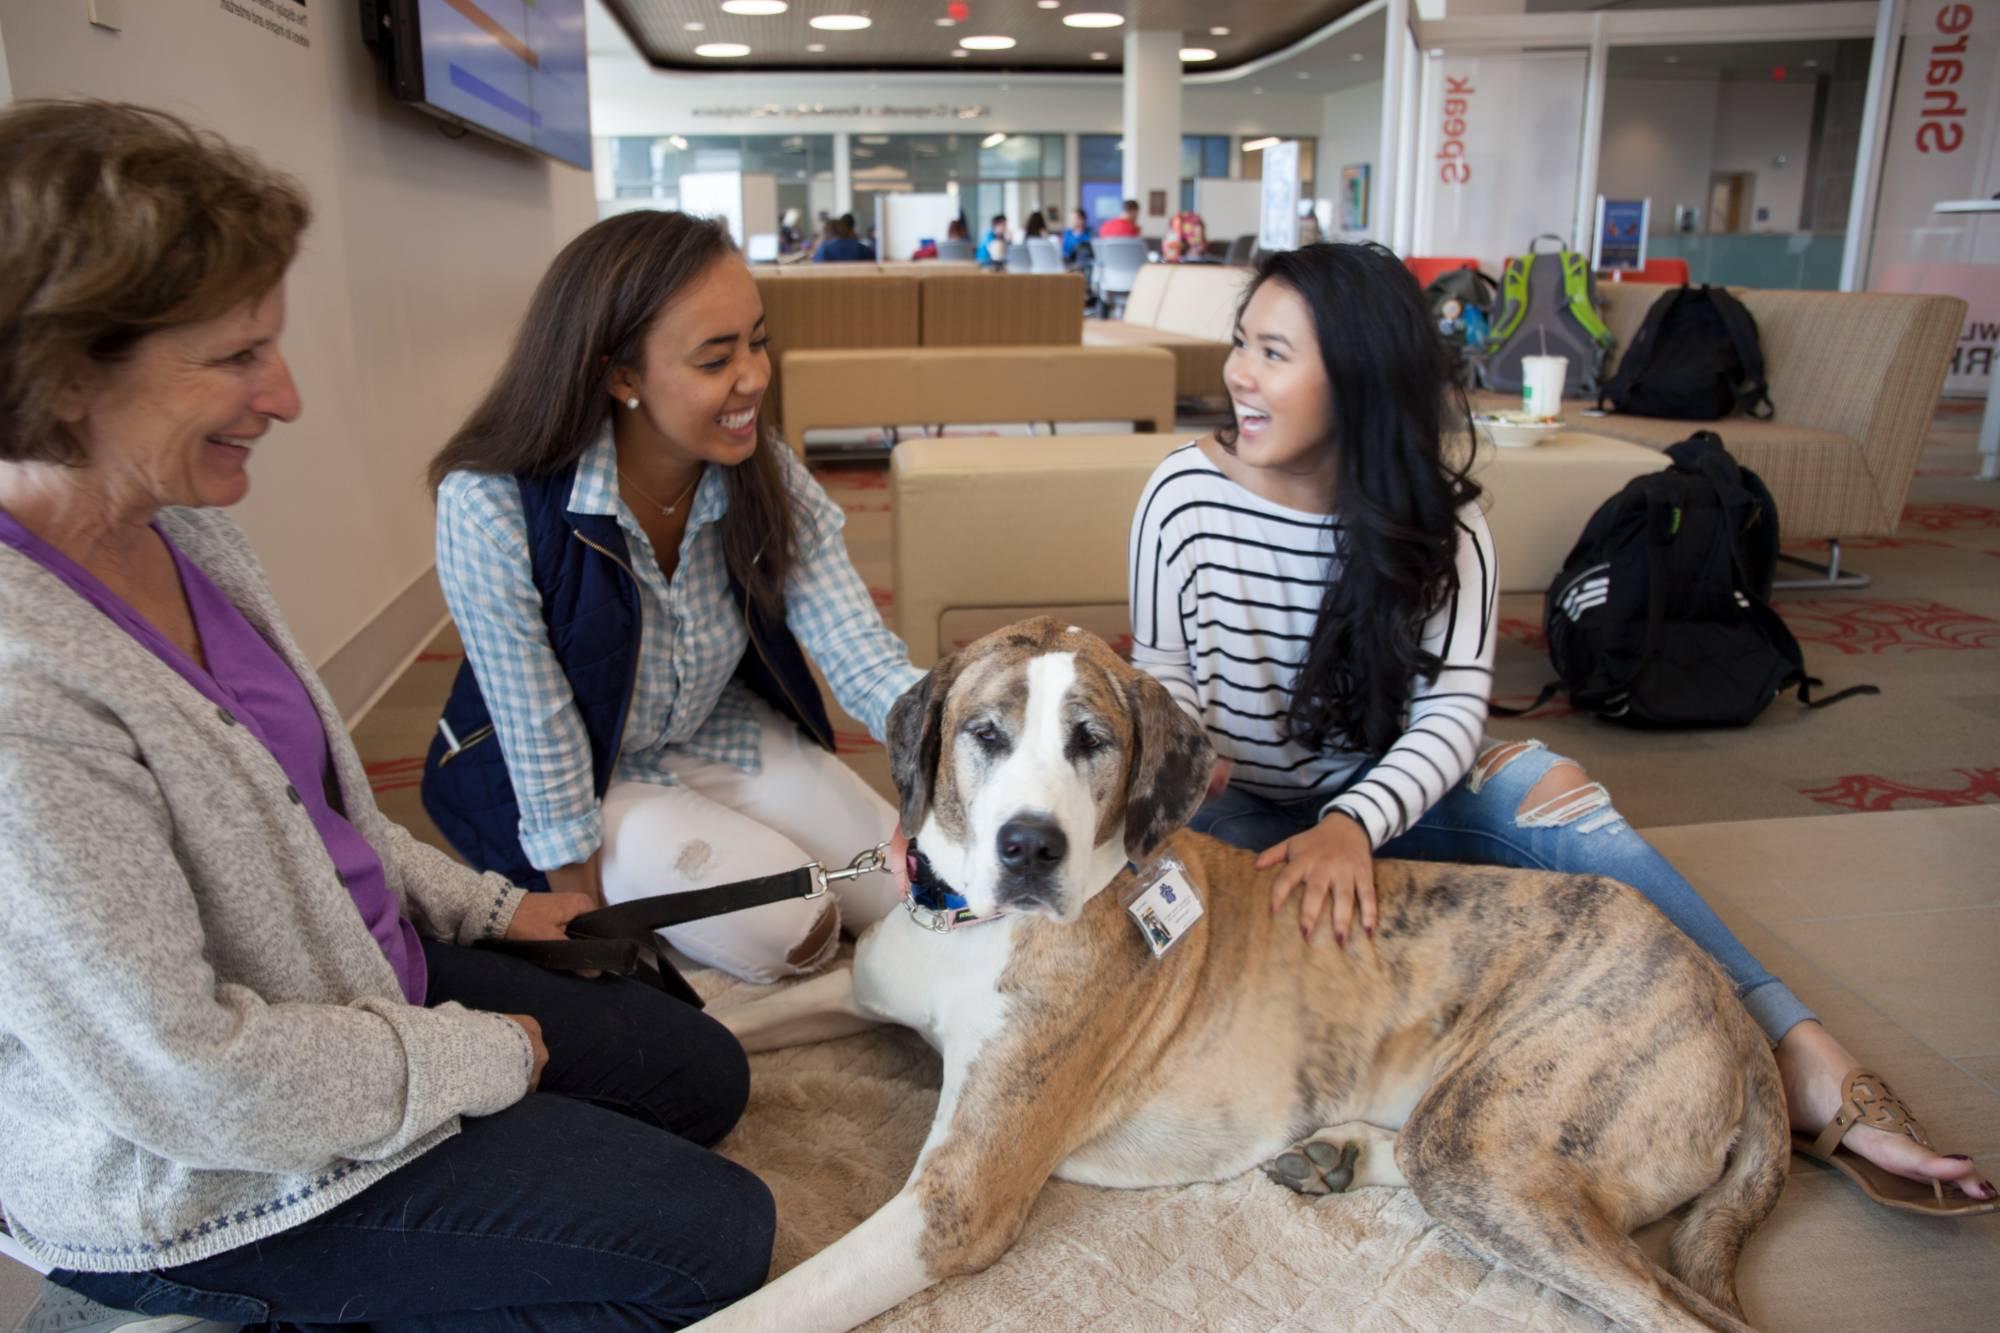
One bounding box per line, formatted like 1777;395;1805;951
1481;283;1965;558
889;432;1669;666
1083;264;1249;402
755;270;1086;437
780;348;1177;459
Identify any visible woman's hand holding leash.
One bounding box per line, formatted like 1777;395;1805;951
1259;811;1377;947
505;891;602;978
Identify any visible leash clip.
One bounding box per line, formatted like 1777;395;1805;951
808;841;893;899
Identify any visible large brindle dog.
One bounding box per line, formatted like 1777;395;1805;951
692;618;1786;1333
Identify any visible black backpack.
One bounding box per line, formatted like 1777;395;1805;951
1599;286;1773;422
1503;433;1874;728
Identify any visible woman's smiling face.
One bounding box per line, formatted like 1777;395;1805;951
1222;277;1334;477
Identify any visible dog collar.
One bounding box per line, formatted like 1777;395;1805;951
903;843;1007;934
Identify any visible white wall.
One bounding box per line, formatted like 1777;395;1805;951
1319;79;1384;240
0;1;594;711
1710;79;1818;233
1597;73;1817;236
1598;76;1719;234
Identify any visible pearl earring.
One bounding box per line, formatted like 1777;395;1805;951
625;397;640;410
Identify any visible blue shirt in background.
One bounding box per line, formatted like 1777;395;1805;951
1062;226;1090;261
813;237;877;263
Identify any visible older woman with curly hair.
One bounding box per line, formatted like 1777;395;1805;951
0;100;773;1331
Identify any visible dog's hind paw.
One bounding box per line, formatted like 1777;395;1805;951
1264;1137;1359;1197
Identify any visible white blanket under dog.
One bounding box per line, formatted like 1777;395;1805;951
697;959;1612;1332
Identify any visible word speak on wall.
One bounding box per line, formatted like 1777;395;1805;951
1436;76;1474;184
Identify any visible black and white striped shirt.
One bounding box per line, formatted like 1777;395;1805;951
1128;441;1498;849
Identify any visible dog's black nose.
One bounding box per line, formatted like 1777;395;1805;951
996;817;1067;873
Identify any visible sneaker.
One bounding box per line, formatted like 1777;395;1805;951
12;1281;236;1333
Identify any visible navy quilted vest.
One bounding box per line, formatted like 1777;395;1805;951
420;467;835;892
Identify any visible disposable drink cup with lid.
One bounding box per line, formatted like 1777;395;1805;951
1521;354;1567;420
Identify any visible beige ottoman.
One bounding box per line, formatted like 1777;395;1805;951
1466;430;1669;593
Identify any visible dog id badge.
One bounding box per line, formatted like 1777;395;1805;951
1120;855;1204;958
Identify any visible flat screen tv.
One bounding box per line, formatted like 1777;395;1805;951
364;0;591;170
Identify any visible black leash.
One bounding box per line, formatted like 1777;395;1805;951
480;845;890;1009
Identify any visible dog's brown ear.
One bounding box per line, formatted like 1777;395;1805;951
886;656;959;836
1122;670;1216;861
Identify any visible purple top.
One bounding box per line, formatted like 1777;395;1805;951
0;508;427;1004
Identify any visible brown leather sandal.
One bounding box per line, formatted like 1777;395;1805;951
1792;1069;1998;1217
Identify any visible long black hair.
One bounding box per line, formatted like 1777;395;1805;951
1217;243;1480;757
428;211;796;615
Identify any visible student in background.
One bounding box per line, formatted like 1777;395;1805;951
977;213;1012;267
1062;207;1093;263
1098;199;1142;238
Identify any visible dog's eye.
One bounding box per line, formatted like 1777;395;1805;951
1071;724;1108;755
968;721;1004;748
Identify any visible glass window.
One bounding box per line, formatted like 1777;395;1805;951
602;134;833;235
1079;134;1123;183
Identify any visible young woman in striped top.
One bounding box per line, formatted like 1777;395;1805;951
1127;243;1992;1214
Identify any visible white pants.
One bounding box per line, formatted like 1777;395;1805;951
599;699;900;984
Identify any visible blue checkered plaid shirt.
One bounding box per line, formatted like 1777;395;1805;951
436;429;920;871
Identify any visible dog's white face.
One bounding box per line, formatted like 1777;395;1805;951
887;618;1216;922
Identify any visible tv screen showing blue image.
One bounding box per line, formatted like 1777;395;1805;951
407;0;590;170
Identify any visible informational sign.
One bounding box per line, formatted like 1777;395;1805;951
1865;0;1999;397
1413;51;1587;274
1593;197;1650;272
1259;141;1302;253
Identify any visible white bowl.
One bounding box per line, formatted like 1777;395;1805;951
1476;415;1564;449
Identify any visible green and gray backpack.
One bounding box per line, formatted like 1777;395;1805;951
1478;234;1614;397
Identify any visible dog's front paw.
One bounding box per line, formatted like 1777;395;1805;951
1264;1136;1359;1197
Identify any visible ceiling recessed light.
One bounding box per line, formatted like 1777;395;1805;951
806;41;826;50
683;20;704;30
1350;51;1366;61
1242;137;1280;152
951;48;969;57
1296;71;1310;79
1209;26;1229;36
961;34;1016;50
809;14;871;30
859;134;890;144
1038;0;1061;7
720;0;786;13
1063;12;1123;28
981;132;1007;148
1090;50;1108;60
1179;47;1216;62
935;15;955;24
694;42;751;57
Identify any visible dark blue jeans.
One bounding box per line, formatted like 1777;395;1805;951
51;940;774;1332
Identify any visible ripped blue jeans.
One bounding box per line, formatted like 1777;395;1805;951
1189;739;1814;1045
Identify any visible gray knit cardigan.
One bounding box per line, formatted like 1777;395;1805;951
0;507;534;1273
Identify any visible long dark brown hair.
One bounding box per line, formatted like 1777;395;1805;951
1218;243;1480;757
428;210;795;613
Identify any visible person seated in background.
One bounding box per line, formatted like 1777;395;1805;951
779;206;804;256
1023;210;1049;240
0;99;776;1331
1062;206;1092;262
1162;209;1208;263
910;217;969;261
977;212;1011;266
1098;198;1142;238
812;214;875;263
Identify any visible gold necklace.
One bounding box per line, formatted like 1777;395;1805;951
618;465;703;517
